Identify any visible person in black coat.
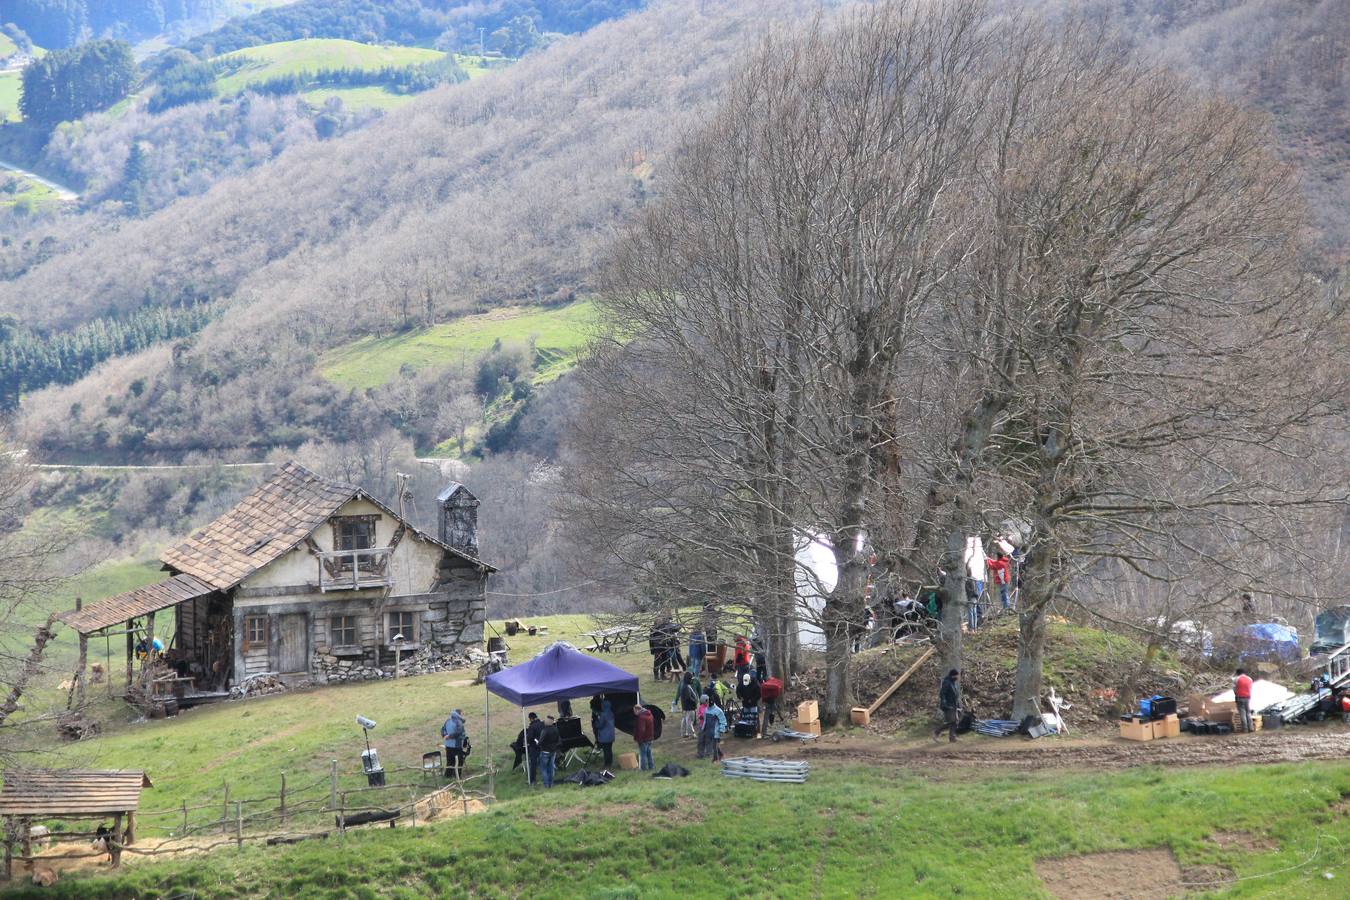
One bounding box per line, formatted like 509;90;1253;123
933;670;961;743
537;715;562;788
524;712;544;783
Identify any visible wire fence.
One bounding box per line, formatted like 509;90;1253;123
3;762;494;875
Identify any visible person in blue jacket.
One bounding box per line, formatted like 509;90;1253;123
688;629;706;677
441;708;467;778
701;698;727;762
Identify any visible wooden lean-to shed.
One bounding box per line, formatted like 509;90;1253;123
0;769;152;873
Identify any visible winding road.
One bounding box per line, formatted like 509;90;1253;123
0;156;79;202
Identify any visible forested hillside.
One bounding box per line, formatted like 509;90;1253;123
3;0;804;459
1;1;288;49
0;0;1344;607
178;0;647;57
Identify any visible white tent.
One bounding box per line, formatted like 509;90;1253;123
794;533;838;651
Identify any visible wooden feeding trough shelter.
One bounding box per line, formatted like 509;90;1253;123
0;769;152;876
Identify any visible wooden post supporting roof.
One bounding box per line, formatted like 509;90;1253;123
125;625;133;691
76;600;88;709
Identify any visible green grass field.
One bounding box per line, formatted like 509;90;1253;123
214;39;445;95
320;301;599;391
455;54;512;80
6;604;1348;897
302;85;418;112
0;34;17;59
0;71;23;122
0;173;61;211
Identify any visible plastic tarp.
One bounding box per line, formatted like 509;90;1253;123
1210;678;1295;708
1234;623;1301;662
485;641;640;707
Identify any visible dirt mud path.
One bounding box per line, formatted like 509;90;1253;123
754;723;1350;772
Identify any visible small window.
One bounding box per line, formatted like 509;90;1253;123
243;616;267;649
331;615;357;647
333;515;378;551
388;611;416;643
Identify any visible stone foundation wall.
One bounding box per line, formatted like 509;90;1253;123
312;643;489;684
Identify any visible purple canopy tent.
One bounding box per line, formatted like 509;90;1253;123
485;642;641;783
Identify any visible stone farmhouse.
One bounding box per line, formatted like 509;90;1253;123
58;462;494;703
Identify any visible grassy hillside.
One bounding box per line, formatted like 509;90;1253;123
0;33;17;58
25;760;1350;898
457;54;512;80
214;38;445;94
0;71;21;122
298;85;416;112
320;301;598;391
7;611;1350;897
0;173;61;211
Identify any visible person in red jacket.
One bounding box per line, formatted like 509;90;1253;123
734;635;751;678
758;676;784;737
1233;669;1254;734
633;704;656;771
986;552;1012;612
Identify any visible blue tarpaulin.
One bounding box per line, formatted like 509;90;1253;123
1236;623;1301;663
485;641;640;707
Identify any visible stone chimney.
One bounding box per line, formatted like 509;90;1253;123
437;482;480;558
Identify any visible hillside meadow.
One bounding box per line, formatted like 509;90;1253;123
214;39;446;94
3;611;1348;897
320;301;597;391
0;71;21;122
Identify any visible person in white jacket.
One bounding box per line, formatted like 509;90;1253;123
963;536;987;630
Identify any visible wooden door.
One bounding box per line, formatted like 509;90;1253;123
277;614;309;673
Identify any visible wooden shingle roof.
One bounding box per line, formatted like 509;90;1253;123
56;574;215;635
0;770;152;816
159;460;495;590
160;460;358;591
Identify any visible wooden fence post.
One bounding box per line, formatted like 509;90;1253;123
235;801;242;849
181;799;188;837
222;783;229;835
329;759;338;810
279;773;287;828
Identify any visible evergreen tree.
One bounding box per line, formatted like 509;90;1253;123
121;141;149;215
18;38;135;127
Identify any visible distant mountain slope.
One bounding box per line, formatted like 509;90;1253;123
9;0;814;455
179;0;647;57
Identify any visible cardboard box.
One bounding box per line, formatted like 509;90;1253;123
1119;718;1154;742
617;752;639;770
797;700;820;723
1231;712;1263;734
791;718;823;736
1187;694;1236;720
1157;714;1180;739
850;707;871;726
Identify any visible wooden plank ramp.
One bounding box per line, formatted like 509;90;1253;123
867;645;936;716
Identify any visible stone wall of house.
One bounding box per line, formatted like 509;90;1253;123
312;642;490;684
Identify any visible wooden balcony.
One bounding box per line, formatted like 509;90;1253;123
318;548;393;592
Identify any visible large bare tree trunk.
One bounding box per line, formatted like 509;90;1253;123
1012;605;1047;720
937;530;965;675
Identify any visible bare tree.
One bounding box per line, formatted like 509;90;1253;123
570;0;995;724
0;446;68;762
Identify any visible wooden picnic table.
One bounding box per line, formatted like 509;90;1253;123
581;626;636;653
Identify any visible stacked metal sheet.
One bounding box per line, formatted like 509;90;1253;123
720;757;810;783
974;719;1020;737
